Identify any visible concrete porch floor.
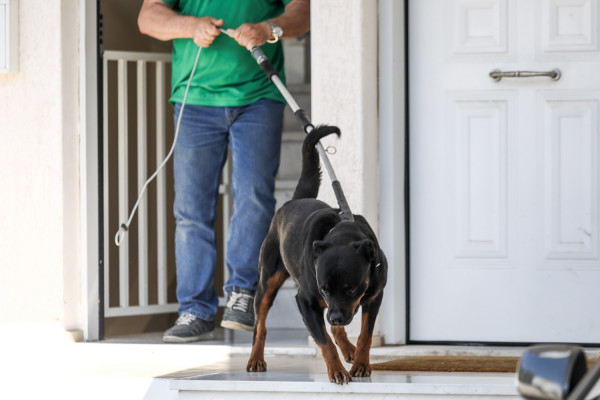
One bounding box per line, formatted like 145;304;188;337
4;328;599;399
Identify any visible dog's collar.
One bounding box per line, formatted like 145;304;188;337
327;219;354;236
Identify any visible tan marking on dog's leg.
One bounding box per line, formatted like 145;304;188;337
318;335;352;384
246;272;288;372
349;311;373;377
331;326;356;364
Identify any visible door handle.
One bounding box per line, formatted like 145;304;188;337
489;68;561;82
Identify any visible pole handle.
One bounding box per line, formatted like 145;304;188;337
250;45;278;80
294;109;313;133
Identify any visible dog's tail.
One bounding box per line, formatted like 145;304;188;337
292;125;341;200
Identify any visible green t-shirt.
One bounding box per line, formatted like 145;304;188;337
163;0;291;106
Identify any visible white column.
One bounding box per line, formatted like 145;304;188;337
311;0;381;344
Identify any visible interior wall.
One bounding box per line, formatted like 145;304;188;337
103;0;171;53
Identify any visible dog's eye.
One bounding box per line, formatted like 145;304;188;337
347;288;358;296
320;289;329;297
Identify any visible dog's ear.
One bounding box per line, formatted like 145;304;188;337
350;239;374;262
313;240;332;257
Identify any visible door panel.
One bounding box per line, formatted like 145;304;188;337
540;92;599;263
410;0;600;343
539;0;598;58
450;94;511;261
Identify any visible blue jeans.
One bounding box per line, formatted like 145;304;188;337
172;99;285;321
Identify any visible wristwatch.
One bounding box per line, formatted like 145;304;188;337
265;20;283;43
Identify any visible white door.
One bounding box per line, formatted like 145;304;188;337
410;0;600;343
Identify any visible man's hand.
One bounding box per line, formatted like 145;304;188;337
192;17;224;48
138;0;226;47
228;22;272;50
223;0;310;50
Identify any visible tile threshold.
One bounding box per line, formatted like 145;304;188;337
171;371;520;398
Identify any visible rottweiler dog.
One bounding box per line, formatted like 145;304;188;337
246;125;388;384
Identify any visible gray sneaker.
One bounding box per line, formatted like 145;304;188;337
221;287;255;332
163;314;215;343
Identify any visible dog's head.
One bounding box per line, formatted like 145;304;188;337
312;239;376;326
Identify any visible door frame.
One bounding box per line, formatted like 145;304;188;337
80;0;102;341
378;0;408;345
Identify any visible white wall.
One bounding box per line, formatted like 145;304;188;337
0;0;81;340
311;0;379;230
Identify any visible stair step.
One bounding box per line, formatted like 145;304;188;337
282;131;306;141
286;83;311;94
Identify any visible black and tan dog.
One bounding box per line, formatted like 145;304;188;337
246;125;388;384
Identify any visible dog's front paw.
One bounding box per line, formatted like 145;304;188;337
338;343;356;364
328;366;352;384
246;358;267;372
342;349;355;364
349;362;372;377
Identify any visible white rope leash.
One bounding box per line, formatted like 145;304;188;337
115;46;202;246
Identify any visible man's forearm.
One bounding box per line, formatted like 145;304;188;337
138;0;198;41
272;0;310;39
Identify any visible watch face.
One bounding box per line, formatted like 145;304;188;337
266;20;283;43
267;20;283;37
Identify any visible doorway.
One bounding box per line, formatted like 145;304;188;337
98;0;310;340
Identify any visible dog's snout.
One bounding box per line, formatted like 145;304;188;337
329;310;347;326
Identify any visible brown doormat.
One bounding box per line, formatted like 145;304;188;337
371;356;519;373
371;356;598;373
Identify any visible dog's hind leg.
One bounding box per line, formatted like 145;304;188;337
246;270;287;372
247;240;289;372
348;293;383;377
331;326;356;364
